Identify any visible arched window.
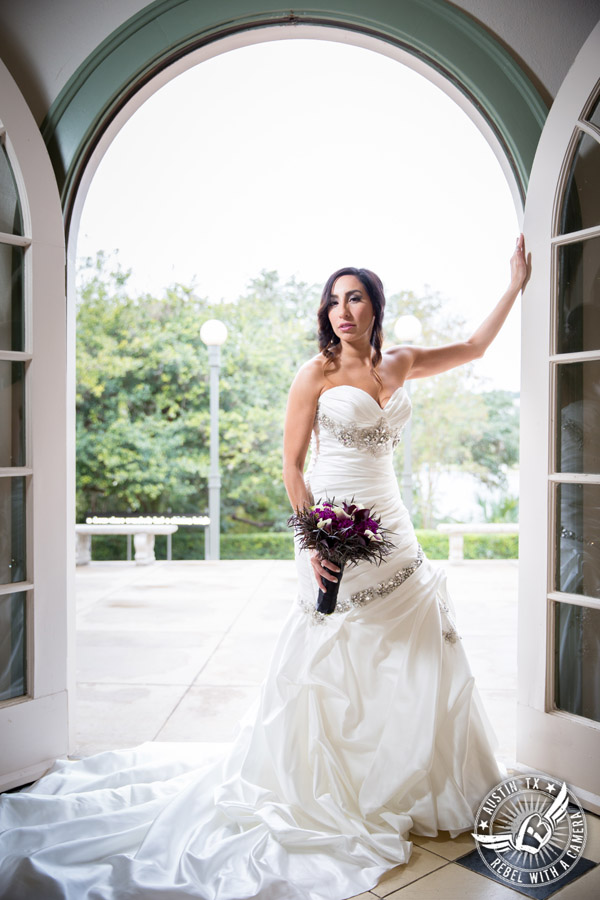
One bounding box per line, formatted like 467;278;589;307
0;60;67;791
0;120;29;703
520;24;600;812
552;87;600;722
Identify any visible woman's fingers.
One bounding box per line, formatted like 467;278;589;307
309;552;340;591
321;559;340;579
513;234;525;263
518;234;532;290
510;233;529;288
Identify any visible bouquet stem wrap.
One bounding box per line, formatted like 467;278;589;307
316;561;345;615
288;499;394;616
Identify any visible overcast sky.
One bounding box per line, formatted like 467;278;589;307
77;39;521;390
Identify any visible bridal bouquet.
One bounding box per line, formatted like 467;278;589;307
288;500;394;615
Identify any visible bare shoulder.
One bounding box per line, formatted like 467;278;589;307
289;355;326;398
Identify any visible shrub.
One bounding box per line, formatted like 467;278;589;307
85;529;517;561
464;533;519;560
221;533;294;560
414;530;449;559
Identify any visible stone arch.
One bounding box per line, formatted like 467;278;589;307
40;0;547;232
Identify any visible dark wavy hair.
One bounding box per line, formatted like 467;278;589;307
317;267;386;379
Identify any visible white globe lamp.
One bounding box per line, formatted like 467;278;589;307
394;314;422;344
200;319;228;347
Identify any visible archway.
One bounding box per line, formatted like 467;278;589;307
49;0;545;571
50;6;546;481
40;0;547;234
66;12;529;760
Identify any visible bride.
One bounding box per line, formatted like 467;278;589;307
0;237;527;900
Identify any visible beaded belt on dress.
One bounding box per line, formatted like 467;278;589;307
298;545;461;642
298;545;424;625
317;410;402;453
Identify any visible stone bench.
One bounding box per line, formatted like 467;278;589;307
76;524;178;566
436;522;519;562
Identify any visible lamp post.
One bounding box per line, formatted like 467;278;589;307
394;315;422;520
200;319;227;560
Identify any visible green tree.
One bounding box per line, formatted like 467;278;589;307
384;289;519;526
476;492;519;523
77;259;519;536
470;390;520;488
408;373;489;527
76;254;317;527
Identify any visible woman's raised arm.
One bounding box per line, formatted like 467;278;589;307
399;234;529;381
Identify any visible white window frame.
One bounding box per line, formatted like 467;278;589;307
518;21;600;813
0;58;70;791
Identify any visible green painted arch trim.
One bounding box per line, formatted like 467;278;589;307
41;0;548;223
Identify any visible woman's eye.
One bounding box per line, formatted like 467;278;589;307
350;295;361;302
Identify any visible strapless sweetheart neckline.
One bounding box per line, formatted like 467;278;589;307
319;383;406;411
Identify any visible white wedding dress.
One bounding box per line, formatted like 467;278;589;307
0;385;501;900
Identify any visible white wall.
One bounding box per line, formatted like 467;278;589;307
0;0;149;122
451;0;600;104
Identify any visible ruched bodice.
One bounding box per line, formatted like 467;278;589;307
299;384;420;610
313;385;411;455
308;385;409;504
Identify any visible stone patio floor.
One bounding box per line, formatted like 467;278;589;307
74;559;600;900
75;558;518;760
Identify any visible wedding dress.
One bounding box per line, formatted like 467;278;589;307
0;384;501;900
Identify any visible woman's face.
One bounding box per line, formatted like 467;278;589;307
327;274;375;343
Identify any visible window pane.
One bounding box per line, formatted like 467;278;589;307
556;483;600;598
0;243;24;351
556;236;600;354
0;590;26;701
559;131;600;234
555;601;600;722
586;92;600;131
0;142;23;235
556;361;600;473
0;361;25;466
0;477;26;584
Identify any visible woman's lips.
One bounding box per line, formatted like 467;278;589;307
338;323;355;331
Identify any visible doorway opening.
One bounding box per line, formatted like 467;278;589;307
70;33;522;762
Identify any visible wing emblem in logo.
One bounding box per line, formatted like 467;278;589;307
472;782;570;856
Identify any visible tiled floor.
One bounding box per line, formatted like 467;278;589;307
75;559;599;899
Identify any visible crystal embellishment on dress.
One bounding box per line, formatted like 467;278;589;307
437;593;461;644
300;546;424;624
442;626;460;644
317;410;402;453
